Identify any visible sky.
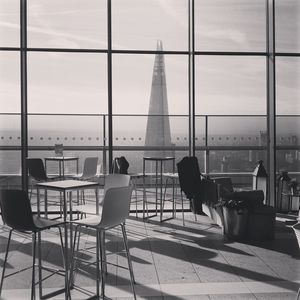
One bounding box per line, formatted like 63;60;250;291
0;0;299;136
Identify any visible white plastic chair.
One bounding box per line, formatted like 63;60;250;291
75;174;130;216
71;157;99;204
72;157;99;181
70;186;136;299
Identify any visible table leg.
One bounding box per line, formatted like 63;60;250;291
62;190;70;299
95;187;99;215
59;161;62;179
155;161;158;215
143;159;146;219
62;160;65;179
45;160;48;176
37;187;41;216
37;188;42;298
160;160;163;222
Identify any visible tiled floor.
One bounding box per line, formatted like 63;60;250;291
0;212;299;300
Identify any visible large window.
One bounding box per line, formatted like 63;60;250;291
0;0;299;198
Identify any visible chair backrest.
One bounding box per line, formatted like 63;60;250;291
177;156;202;199
103;174;131;195
82;157;99;178
111;156;129;174
0;189;36;232
27;158;48;181
100;186;133;229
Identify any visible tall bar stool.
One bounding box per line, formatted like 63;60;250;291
0;190;66;300
70;156;99;204
70;186;136;299
75;174;130;217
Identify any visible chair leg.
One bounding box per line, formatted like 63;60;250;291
0;229;12;296
102;231;107;275
121;224;136;300
99;230;105;298
29;183;33;200
31;232;37;300
37;232;43;300
82;190;86;205
296;286;300;300
190;198;197;222
181;191;185;226
69;226;81;288
96;230;100;298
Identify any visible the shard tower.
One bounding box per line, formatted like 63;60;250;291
144;40;174;158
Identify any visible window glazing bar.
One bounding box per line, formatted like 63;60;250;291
266;0;276;206
20;0;28;191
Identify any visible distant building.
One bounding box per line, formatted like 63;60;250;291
144;40;175;159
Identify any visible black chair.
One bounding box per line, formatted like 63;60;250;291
27;158;49;182
0;189;65;300
177;156;204;219
27;158;62;210
112;156;147;218
111;156;129;174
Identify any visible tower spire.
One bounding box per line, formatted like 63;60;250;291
144;41;173;158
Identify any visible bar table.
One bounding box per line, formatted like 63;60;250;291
143;156;175;221
36;180;99;299
45;156;79;179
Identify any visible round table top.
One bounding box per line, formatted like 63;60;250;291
143;156;175;161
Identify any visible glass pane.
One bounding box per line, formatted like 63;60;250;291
112;0;188;51
27;52;107;113
27;0;107;49
195;0;266;52
0;0;19;47
276;0;300;53
112;150;189;174
0;150;21;180
113;115;189;157
276;150;300;174
276;116;300;147
0;115;21;147
194;150;206;173
195;116;206;146
113;54;188;114
28;150;104;177
208;150;267;174
276;57;300;115
0;51;20;112
28;115;104;147
195;56;266;115
207;116;267;146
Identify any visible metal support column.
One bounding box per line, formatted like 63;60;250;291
20;0;28;191
266;0;276;207
188;0;196;157
107;0;113;173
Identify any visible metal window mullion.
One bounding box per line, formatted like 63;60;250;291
266;0;276;207
107;0;113;173
20;0;28;191
188;0;195;157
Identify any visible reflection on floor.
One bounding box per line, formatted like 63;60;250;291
0;212;299;300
